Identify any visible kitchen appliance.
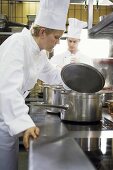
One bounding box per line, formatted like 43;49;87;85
0;14;28;32
99;91;113;107
43;84;64;113
61;63;105;93
64;115;113;170
28;102;69;115
61;92;102;122
93;58;113;89
60;63;105;122
106;99;113;114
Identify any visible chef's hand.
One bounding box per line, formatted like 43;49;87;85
23;126;40;151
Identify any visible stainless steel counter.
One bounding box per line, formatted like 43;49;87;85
29;137;96;170
28;112;96;170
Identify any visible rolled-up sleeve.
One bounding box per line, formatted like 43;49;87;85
38;52;62;85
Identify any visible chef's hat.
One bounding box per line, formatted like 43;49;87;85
67;18;87;39
34;0;70;30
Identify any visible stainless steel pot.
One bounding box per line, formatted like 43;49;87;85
61;90;70;105
43;84;64;113
28;102;69;114
100;91;113;107
61;92;102;122
106;99;113;115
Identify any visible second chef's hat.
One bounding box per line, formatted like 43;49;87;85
34;0;70;30
67;18;87;39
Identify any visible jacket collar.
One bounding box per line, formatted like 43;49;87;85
22;28;41;55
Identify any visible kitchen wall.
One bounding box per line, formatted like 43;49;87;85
1;1;113;96
1;1;113;25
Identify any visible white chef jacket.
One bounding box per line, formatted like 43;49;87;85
50;50;92;68
0;28;62;136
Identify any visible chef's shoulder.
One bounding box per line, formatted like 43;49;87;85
8;28;30;45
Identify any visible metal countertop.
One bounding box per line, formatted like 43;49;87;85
28;108;96;170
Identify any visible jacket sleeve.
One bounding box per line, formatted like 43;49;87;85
50;53;64;68
0;38;35;136
38;52;63;85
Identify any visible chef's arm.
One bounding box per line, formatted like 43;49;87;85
0;66;36;136
0;43;36;136
38;53;71;91
38;53;62;85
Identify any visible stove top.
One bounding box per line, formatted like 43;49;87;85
63;114;113;170
64;118;113;131
29;105;113;170
75;138;113;170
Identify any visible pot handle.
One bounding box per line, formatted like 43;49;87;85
105;100;113;104
105;101;109;104
27;102;69;110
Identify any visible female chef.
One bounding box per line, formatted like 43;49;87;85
0;0;70;169
50;18;92;68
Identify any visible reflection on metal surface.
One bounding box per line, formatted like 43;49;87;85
101;138;107;154
29;104;113;170
64;113;113;139
75;138;113;170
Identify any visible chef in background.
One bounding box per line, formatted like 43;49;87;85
0;0;70;169
50;18;92;68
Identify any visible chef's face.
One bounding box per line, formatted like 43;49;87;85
67;38;80;53
43;30;63;52
37;28;63;52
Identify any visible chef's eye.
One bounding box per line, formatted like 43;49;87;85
69;40;72;43
55;36;60;40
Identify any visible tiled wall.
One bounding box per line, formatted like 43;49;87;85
1;1;39;24
68;4;113;24
1;1;113;25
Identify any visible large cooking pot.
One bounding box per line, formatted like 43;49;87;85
61;63;105;93
60;63;105;122
61;92;102;122
28;102;69;114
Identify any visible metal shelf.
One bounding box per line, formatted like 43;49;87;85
16;0;39;1
88;12;113;39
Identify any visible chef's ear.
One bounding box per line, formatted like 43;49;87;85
39;28;46;38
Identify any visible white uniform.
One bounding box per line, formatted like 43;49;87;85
0;28;62;170
50;50;92;68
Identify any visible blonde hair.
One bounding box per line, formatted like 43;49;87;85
31;24;58;37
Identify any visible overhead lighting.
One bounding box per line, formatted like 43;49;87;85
83;0;113;6
98;0;113;5
70;0;85;4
